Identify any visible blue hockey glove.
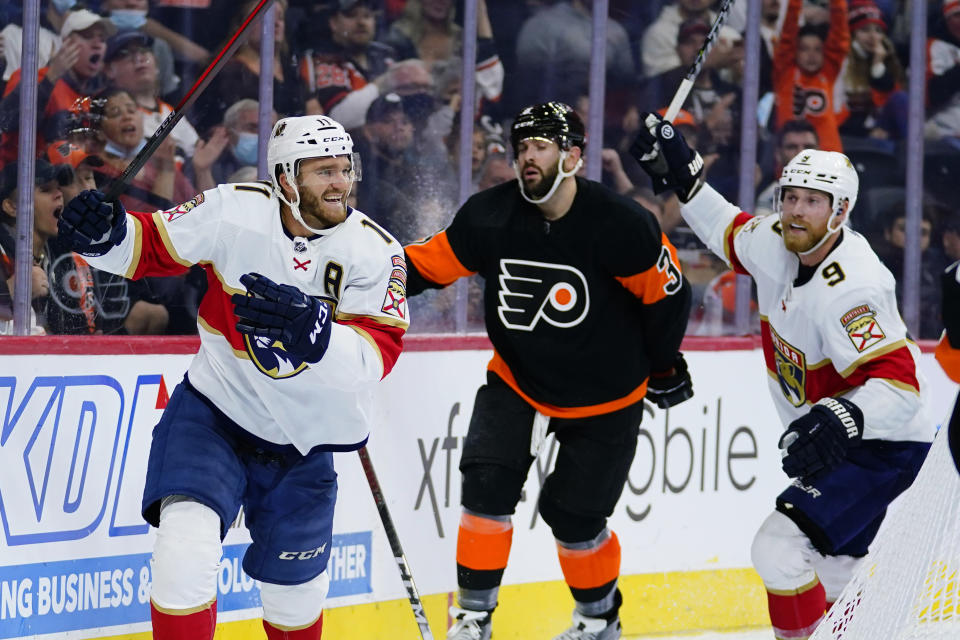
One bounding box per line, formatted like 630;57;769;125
58;189;127;256
629;112;704;202
232;272;333;364
779;397;864;479
646;352;694;409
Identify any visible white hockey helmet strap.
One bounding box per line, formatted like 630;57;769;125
774;149;859;256
514;143;584;205
267;115;359;234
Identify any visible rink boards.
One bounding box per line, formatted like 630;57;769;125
0;335;955;640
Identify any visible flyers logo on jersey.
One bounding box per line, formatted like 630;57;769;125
841;305;885;352
770;326;806;407
497;259;589;331
164;193;205;222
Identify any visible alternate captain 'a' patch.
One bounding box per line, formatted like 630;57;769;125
164;193;205;222
770;326;806;407
841;304;886;352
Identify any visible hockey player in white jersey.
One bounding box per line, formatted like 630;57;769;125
631;113;934;640
57;115;409;640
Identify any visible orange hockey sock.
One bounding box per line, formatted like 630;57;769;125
557;530;621;613
456;511;514;574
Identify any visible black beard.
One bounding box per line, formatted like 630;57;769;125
521;164;559;200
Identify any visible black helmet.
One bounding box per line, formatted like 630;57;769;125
509;102;586;157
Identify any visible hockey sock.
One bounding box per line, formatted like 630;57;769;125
455;511;513;610
263;613;323;639
150;598;216;640
557;529;621;618
765;578;826;639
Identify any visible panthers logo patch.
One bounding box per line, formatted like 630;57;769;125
245;334;309;379
497;259;589;331
770;326;806;407
164;193;205;222
841;305;885;352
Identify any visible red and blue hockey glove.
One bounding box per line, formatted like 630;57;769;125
779;397;864;479
58;189;127;256
232;272;333;364
629;112;704;202
647;352;694;409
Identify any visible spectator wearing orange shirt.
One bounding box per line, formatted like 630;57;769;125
0;10;115;165
773;0;850;152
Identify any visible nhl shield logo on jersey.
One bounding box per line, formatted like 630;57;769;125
245;334;309;379
164;193;205;223
841;304;886;352
497;259;589;331
769;326;806;407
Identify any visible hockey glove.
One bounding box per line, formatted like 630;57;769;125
646;353;694;409
779;397;864;479
58;189;127;256
232;272;333;364
629;112;704;202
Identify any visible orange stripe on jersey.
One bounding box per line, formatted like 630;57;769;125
405;231;475;286
487;352;648;418
556;531;621;591
456;512;513;571
127;210;191;280
197;264;247;354
725;212;753;275
338;315;405;378
936;335;960;384
615;233;682;303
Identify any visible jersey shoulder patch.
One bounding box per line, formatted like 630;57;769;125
840;304;886;352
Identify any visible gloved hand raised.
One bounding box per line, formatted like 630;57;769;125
232;272;333;364
58;189;127;256
647;352;694;409
779;397;864;480
629;112;705;202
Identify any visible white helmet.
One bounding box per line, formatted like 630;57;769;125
774;149;859;255
267;115;362;233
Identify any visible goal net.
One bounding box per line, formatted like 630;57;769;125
811;426;960;639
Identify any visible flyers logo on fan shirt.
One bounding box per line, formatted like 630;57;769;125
497;259;589;331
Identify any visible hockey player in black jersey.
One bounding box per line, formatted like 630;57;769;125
404;102;693;640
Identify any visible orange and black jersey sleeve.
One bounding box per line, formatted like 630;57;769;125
404;178;691;415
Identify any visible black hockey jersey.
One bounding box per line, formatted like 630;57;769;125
406;177;691;417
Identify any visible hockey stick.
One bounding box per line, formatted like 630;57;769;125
663;0;736;122
357;446;435;640
101;0;278;201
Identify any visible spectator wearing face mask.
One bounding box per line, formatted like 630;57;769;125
189;98;277;192
0;10;115;165
102;0;181;97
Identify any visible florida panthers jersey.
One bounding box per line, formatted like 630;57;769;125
86;181;409;453
681;185;934;443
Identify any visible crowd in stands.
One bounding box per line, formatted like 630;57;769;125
0;0;957;337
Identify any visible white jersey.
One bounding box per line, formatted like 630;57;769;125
681;185;935;443
87;181;409;453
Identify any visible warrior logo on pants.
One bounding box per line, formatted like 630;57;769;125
496;259;589;331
